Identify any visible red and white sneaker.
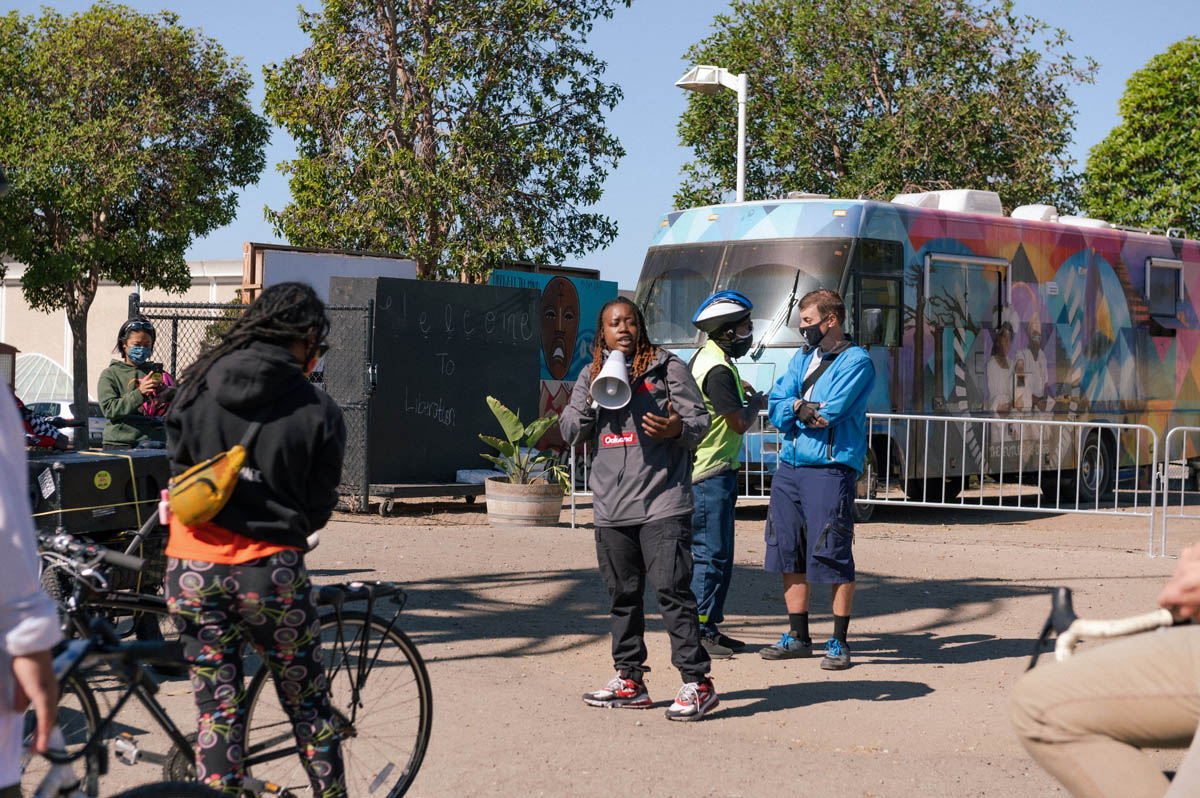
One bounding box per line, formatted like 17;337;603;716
665;677;718;722
582;673;652;708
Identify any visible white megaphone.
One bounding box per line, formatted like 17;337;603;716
590;350;632;410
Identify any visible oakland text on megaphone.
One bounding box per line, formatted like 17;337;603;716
590;349;631;410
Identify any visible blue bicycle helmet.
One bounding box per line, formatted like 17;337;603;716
692;290;753;334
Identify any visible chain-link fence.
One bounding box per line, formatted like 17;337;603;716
129;293;374;512
321;303;374;512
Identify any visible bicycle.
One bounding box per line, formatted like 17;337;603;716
39;516;178;642
29;730;223;798
1026;586;1179;670
26;533;434;797
21;638;235;798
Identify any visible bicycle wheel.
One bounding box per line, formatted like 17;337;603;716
242;611;433;798
20;672;101;797
109;782;226;798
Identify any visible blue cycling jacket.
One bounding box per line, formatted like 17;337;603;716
767;343;875;475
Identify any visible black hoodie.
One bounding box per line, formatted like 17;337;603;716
165;340;346;549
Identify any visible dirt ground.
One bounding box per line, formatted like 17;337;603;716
91;495;1194;797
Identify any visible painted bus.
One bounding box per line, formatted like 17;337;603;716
633;189;1200;505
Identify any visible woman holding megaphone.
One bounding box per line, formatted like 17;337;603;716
560;297;719;722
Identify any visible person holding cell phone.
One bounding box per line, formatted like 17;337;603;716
97;316;175;449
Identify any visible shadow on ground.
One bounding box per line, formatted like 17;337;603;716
715;679;935;719
392;564;1049;667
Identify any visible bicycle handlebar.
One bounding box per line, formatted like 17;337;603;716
1028;587;1179;670
39;532;146;573
47;417;87;429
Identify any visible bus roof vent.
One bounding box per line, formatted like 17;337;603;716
890;189;1003;216
786;191;830;200
1011;204;1059;223
1058;215;1112;230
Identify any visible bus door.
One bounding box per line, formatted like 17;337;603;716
845;239;903;412
922;253;1010;478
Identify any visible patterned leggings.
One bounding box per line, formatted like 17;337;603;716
165;551;346;797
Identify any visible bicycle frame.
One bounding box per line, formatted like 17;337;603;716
324;582;406;729
243;582;408;768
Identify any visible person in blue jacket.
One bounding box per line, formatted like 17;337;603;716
759;289;874;670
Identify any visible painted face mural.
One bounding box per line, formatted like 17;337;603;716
541;276;580;380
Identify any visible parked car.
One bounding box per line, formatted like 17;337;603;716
27;399;104;447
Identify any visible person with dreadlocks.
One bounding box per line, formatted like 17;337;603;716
163;282;347;797
560;296;719;722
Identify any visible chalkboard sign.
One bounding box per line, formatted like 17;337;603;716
330;276;541;484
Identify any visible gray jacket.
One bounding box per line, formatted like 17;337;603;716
560;348;710;527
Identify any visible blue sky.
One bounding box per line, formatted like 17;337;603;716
11;1;1200;289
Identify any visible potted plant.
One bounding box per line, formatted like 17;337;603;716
479;396;570;526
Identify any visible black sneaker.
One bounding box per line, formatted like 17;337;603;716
716;632;747;651
700;632;733;659
820;637;851;670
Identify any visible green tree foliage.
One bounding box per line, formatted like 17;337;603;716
0;3;268;416
262;0;628;281
675;0;1095;211
1083;38;1200;235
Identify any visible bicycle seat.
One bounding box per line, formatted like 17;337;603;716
318;585;347;608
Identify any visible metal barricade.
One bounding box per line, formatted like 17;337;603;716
1159;426;1200;557
568;411;1160;554
863;413;1158;556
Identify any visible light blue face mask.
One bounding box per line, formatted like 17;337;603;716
127;345;152;365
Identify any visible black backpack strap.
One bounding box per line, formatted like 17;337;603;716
800;339;854;399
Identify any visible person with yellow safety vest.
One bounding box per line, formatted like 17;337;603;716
688;291;768;659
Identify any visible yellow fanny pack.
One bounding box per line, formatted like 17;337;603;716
168;420;262;526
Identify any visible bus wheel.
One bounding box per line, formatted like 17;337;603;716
852;465;877;523
1077;431;1115;504
904;478;961;504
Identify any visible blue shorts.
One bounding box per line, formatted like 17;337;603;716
764;462;856;583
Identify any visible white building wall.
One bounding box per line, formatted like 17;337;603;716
1;260;242;398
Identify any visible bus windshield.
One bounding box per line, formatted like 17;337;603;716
635;238;853;346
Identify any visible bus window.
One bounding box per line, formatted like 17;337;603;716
714;239;851;347
1147;258;1183;318
635;244;724;345
856;276;901;347
847;239;903;345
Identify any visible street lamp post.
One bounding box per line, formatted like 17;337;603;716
676;64;748;203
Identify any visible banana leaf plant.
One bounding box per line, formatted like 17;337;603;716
479;396;570;493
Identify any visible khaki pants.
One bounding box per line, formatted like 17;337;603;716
1009;625;1200;797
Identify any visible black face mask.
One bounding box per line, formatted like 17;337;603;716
798;321;826;349
715;329;753;359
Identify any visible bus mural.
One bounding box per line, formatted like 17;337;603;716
633;190;1200;505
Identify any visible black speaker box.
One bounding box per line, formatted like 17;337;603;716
27;449;168;536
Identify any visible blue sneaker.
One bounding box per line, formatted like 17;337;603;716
758;632;812;660
821;637;851;670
